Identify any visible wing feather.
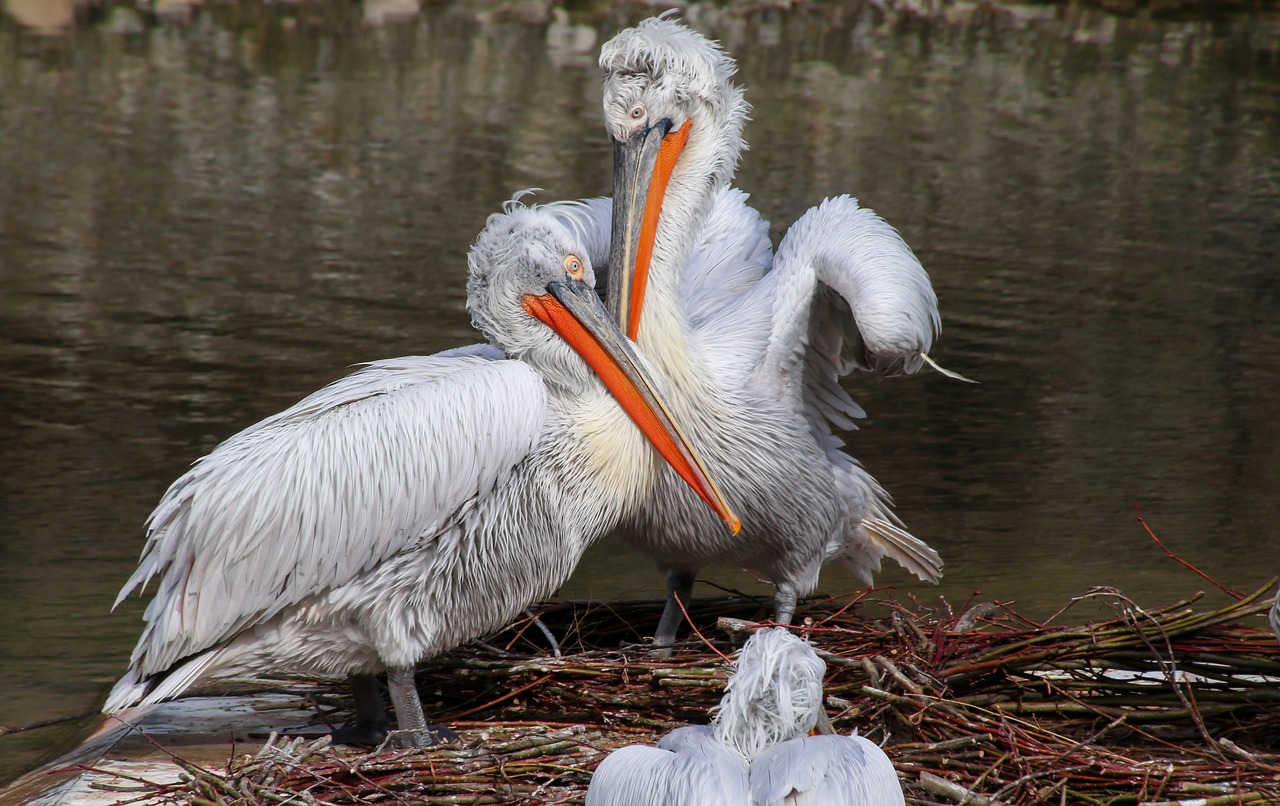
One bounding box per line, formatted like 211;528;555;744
682;187;773;330
116;346;547;677
587;727;749;806
749;734;904;806
757;195;938;398
823;446;943;585
747;196;942;585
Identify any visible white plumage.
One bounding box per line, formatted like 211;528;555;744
595;18;945;648
586;628;904;806
107;200;736;747
750;734;904;806
585;732;749;806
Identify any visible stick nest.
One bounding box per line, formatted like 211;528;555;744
114;582;1280;805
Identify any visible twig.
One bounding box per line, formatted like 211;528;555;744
674;592;732;664
1135;504;1242;599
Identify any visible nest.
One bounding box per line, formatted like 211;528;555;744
92;577;1280;806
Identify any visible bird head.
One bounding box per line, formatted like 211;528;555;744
712;627;827;761
599;17;750;339
467;196;741;535
599;16;743;150
468;197;602;381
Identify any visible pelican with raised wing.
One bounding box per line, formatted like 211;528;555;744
581;17;945;649
585;628;904;805
106;199;739;748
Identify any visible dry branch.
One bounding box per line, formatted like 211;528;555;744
114;583;1280;805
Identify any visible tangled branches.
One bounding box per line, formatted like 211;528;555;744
88;582;1280;806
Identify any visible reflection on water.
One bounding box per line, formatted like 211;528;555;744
2;0;1279;783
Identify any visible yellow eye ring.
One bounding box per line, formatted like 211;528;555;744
563;254;585;280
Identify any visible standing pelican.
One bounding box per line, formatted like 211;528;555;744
585;628;904;805
106;199;739;748
580;18;944;648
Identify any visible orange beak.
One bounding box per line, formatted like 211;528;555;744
607;119;691;340
522;278;739;534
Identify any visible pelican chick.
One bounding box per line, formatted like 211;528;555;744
585;627;904;805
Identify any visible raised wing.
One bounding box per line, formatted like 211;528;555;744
744;196;942;584
749;734;904;806
114;344;548;679
756;194;938;398
586;726;749;806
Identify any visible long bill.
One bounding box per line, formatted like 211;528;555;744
608;119;691;340
522;278;740;535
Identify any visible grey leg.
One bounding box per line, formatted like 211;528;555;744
385;665;457;749
652;570;696;656
526;607;563;658
774;585;798;626
351;673;388;726
330;673;389;746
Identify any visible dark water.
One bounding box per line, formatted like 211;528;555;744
2;0;1279;783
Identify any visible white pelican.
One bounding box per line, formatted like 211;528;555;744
581;17;944;648
584;627;904;805
105;199;739;748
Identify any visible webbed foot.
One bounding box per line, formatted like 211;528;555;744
330;721;389;746
386;724;458;749
647;639;676;659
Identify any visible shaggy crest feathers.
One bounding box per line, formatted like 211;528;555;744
713;628;826;762
540;197;614;279
501;188;543;213
466;201;600;386
599;17;750;195
599;17;737;111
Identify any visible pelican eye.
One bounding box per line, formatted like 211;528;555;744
563;254;585;280
628;104;644;120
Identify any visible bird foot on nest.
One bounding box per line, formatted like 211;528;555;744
647;639;677;659
385;725;459;749
330;721;389;747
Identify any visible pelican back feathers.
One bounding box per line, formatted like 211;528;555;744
109;348;547;697
585;726;749;806
750;733;905;806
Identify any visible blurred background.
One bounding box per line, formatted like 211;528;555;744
1;0;1278;784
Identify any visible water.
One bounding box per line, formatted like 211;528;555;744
2;0;1278;783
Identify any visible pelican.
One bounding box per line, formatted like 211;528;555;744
105;199;739;748
584;628;904;805
576;18;945;648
